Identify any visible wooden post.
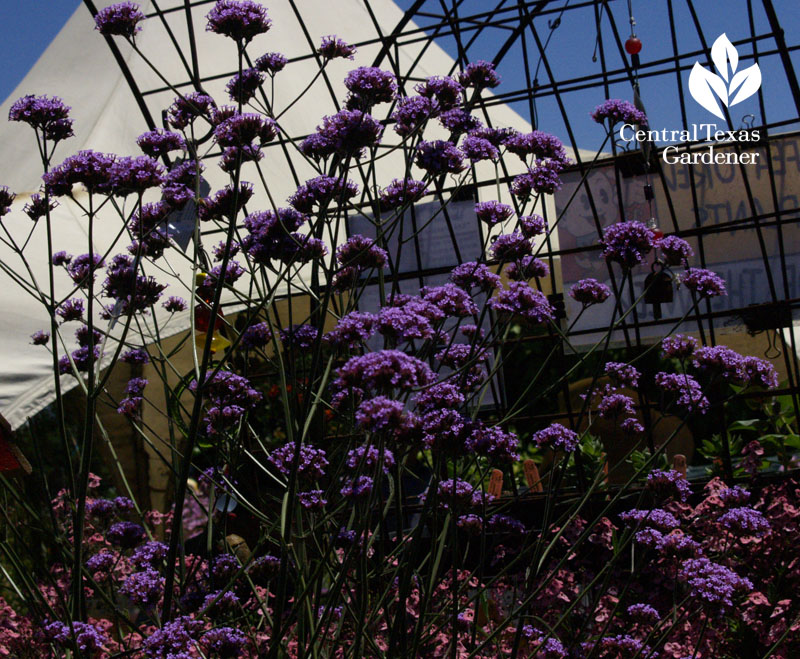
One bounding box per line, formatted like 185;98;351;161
672;453;687;478
522;459;543;493
488;469;503;498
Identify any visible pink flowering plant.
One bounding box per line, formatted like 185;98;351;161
0;2;795;657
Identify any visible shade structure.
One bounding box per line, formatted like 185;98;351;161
0;0;589;429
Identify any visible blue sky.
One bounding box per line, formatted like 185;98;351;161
1;1;797;152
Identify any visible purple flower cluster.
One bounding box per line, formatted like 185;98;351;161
679;557;753;608
421;283;478;317
119;569;164;608
336;234;388;269
324;311;377;348
136;129;186;157
662;334;698;359
167;92;215;130
450;261;501;292
206;0;271;43
143;616;204;658
308;109;383;158
605;361;640;387
591;99;648;126
9;94;73;141
415;76;463;109
392;96;437;136
531;423;579;452
43;150;116;196
619;508;680;530
654;371;709;413
256;51;288;73
658;234;694;266
103;254;167;314
504;130;568;164
415;140;465;175
380;178;429;210
569;278;611;305
355;396;404;432
45;621;108;654
24;193;58;221
319;35;356;60
288;175;358;214
719;506;770;536
242;207;320;265
268;441;328;480
344;67;397;108
279;324;319;351
333;350;434;400
505;255;549;281
510;162;564;197
600;221;655;267
438;108;481;134
190;370;262;437
475;200;513;226
646;468;692;502
107;521;145;549
458;60;501;89
679;267;727;298
202;627;248;657
226;67;264;103
491;231;532;262
198;182;254;222
94;2;146;38
427;479;489;510
488;281;555;324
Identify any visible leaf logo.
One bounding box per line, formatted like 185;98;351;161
688;34;762;119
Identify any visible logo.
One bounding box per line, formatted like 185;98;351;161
689;34;761;119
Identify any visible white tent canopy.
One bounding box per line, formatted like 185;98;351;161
0;0;583;429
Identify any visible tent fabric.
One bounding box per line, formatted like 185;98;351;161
0;0;580;429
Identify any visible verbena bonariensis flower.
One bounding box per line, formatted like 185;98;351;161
256;51;288;73
86;551;115;572
488;281;555;324
58;345;102;374
30;330;49;345
346;445;396;474
679;267;727;297
239;321;271;349
334;237;385;273
340;475;375;499
24;192;58;221
600;220;655;267
241;207;309;264
475;200;513;226
619;508;680;530
268;441;328;480
583;635;652;657
531;423;579;452
491;231;533;262
355;396;404;432
131;540;168;569
94;2;146;38
201;627;248;658
119;569;164;608
167;92;215;130
214;113;276;148
198;182;253;222
66;252;105;287
414;76;464;109
438;108;481;134
662;333;698;359
190;370;261;437
719;506;770;536
9;94;73;141
450;261;502;292
110;155;165;196
226;67;265;103
344;67;397;108
519;213;547;238
504;130;568;164
45;621;108;654
521;627;567;657
380;177;429;210
470;125;515;146
568;278;610;307
461;134;499;162
0;187;14;218
436;343;487;368
56;298;84;322
627;603;661;624
598;392;636;419
332;350;434;399
313;109;383;158
646;468;692;502
655;371;709;414
103;254;167;313
742;355;779;389
107;521;145;549
718;484;751;506
300;133;335;161
692;345;746;382
392;96;438;136
458;60;501;89
421;283;478;317
414;381;464;413
288;175;359;214
136;129;186;158
506;255;550;281
298;489;327;510
605;361;640;387
43;150;116;196
279;324;319;351
318;35;356;60
324;311;377;348
591;98;648;126
206;0;271;43
143;615;204;657
425;478;490;510
378;303;435;342
162;296;187;313
465;423;520;462
52;250;71;266
658;234;694;266
415;140;466;175
679;557;753;609
510;161;563;197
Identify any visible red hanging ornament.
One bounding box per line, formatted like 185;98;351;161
625;36;643;55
